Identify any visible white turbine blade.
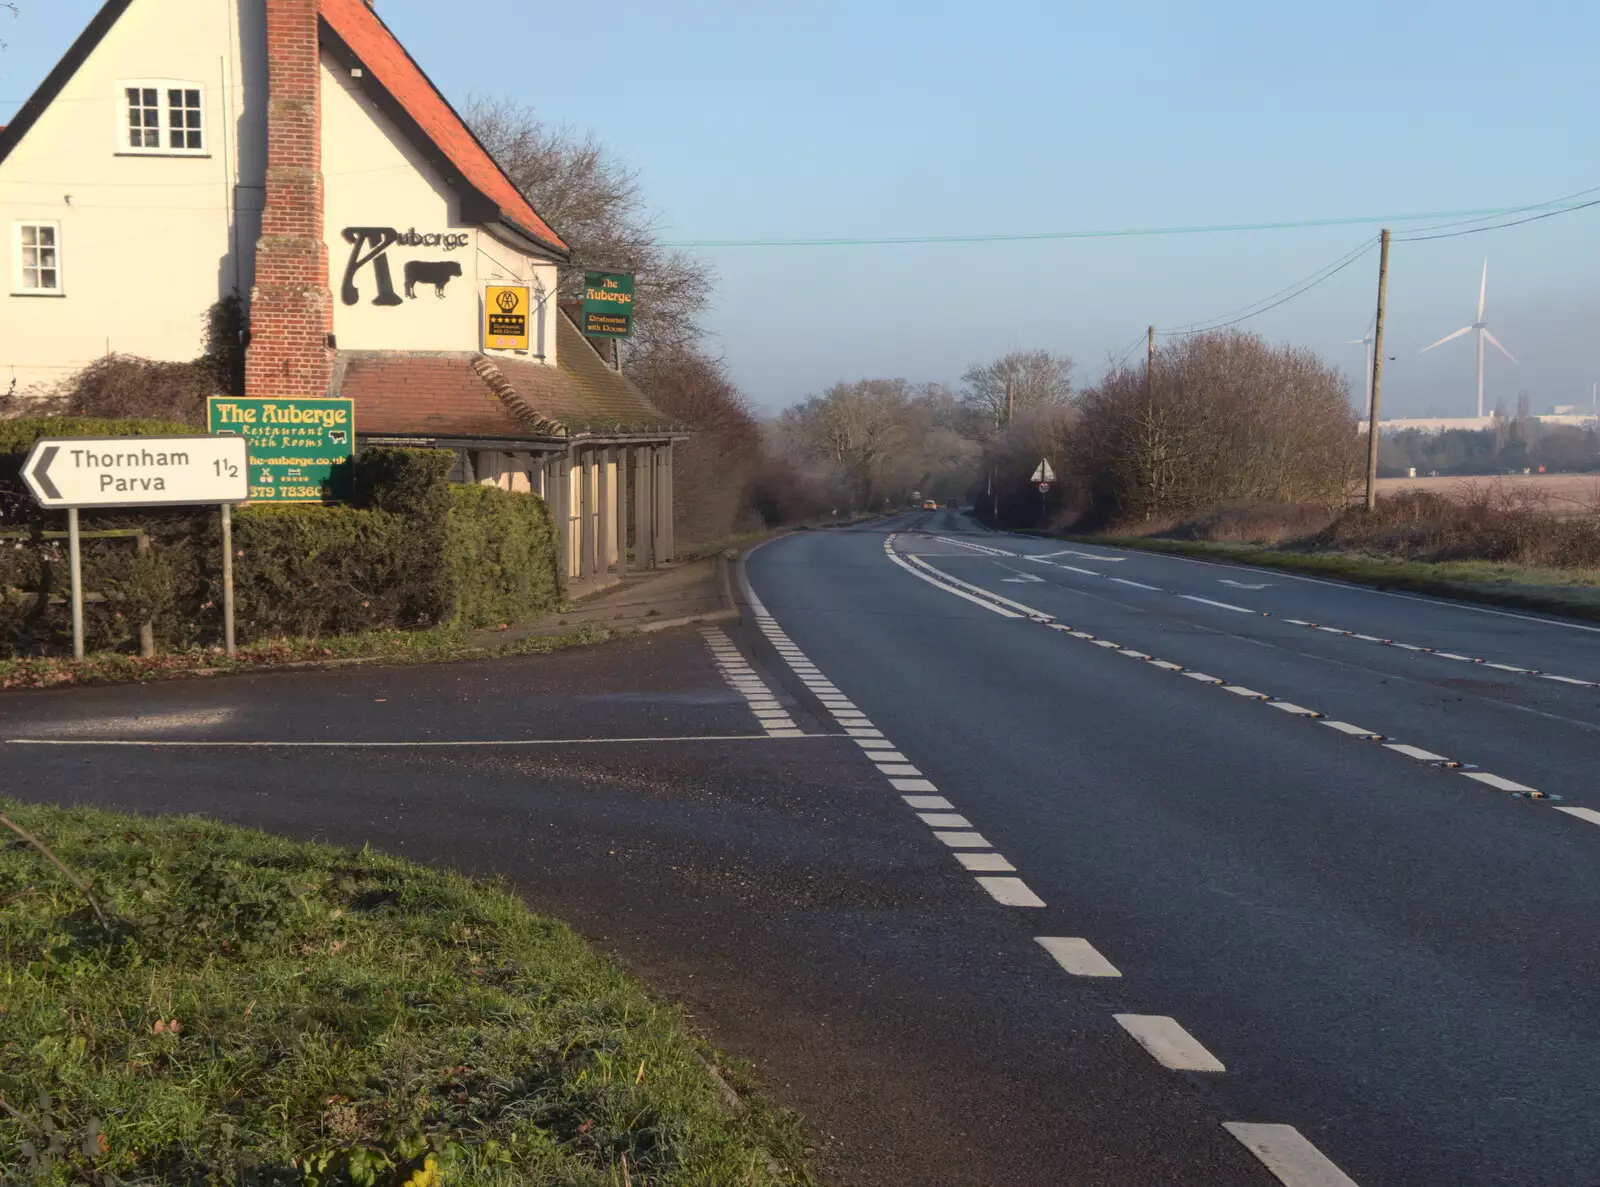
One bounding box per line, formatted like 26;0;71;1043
1483;329;1517;363
1343;338;1366;345
1478;258;1488;321
1420;325;1473;352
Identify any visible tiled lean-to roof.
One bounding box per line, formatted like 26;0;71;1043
335;313;671;440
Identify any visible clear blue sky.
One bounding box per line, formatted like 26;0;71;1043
6;0;1598;416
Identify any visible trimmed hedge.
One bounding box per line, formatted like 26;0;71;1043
0;422;563;655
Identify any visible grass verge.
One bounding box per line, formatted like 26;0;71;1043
0;799;812;1186
0;625;613;692
1076;535;1600;621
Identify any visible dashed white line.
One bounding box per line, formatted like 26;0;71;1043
1269;702;1320;717
957;852;1018;871
1383;743;1451;763
1321;721;1381;738
890;777;938;792
1224;685;1270;700
1462;771;1537;793
1222;1123;1360;1187
903;794;954;809
1179;594;1257;614
1111;577;1162;591
974;876;1046;907
1184;671;1224;684
917;813;972;828
1113;1014;1226;1072
1036;936;1122;978
1556;805;1600;827
933;831;992;848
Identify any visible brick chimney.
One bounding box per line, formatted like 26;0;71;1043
245;0;333;399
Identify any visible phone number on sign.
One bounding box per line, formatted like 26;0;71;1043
252;485;325;500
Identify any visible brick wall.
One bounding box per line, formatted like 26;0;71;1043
245;0;334;399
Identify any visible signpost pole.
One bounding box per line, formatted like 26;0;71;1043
67;507;84;661
221;503;236;655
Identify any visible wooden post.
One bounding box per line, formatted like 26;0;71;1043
67;507;84;661
556;451;573;583
1365;229;1391;512
635;447;654;569
1146;325;1155;401
661;441;674;562
136;531;154;658
597;446;613;578
221;503;236;655
577;449;594;582
615;446;629;578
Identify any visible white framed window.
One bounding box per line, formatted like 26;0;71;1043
118;81;205;154
13;222;62;295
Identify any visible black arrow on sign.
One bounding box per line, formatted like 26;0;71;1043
28;445;61;500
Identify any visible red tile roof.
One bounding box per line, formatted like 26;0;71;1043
320;0;567;254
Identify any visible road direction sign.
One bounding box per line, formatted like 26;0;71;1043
22;436;248;508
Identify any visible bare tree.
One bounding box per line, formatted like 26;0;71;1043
465;97;713;356
1069;330;1360;525
960;350;1074;430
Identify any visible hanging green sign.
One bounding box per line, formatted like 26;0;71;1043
207;397;355;503
581;270;634;338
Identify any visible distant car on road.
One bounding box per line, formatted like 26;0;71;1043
922;499;938;510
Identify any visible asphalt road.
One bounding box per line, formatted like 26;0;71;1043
3;512;1596;1185
743;510;1600;1187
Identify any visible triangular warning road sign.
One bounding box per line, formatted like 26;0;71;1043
1030;459;1056;482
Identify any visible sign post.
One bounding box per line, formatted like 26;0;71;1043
21;435;249;659
581;270;635;340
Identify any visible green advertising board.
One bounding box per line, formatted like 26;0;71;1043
581;270;635;338
207;397;355;503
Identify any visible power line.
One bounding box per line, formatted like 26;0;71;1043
1156;238;1377;337
657;194;1599;249
1395;197;1600;242
1390;184;1600;237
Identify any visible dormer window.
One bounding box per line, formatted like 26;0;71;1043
119;81;205;154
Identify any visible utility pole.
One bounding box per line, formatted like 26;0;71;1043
1146;326;1155;401
1364;229;1391;512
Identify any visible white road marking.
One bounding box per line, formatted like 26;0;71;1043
934;831;992;848
875;763;922;777
1118;649;1152;658
867;750;908;762
1384;743;1451;763
1111;578;1162;591
856;738;895;749
1486;663;1531;673
917;813;972;828
1179;594;1257;614
932;535;1016;557
1462;772;1538;793
974;876;1046;907
1435;652;1473;661
1059;564;1103;576
1222;1123;1359;1187
902;552;1054;619
887;546;1024;617
1001;573;1046;584
903;795;954;809
1541;673;1595;686
1321;721;1380;738
1219;579;1270;589
847;727;885;738
884;534;1564;813
1113;1014;1226;1072
1036;936;1122;977
1556;806;1600;827
956;852;1017;871
11;734;828;748
890;778;939;792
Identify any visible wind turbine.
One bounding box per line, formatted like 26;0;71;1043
1419;258;1516;419
1345;316;1375;422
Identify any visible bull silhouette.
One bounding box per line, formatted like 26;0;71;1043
404;260;461;299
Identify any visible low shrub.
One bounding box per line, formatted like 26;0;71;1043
0;427;564;655
1319;489;1600;568
1165;501;1338;546
446;483;561;629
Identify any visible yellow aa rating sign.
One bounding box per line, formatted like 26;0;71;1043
484;285;531;351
